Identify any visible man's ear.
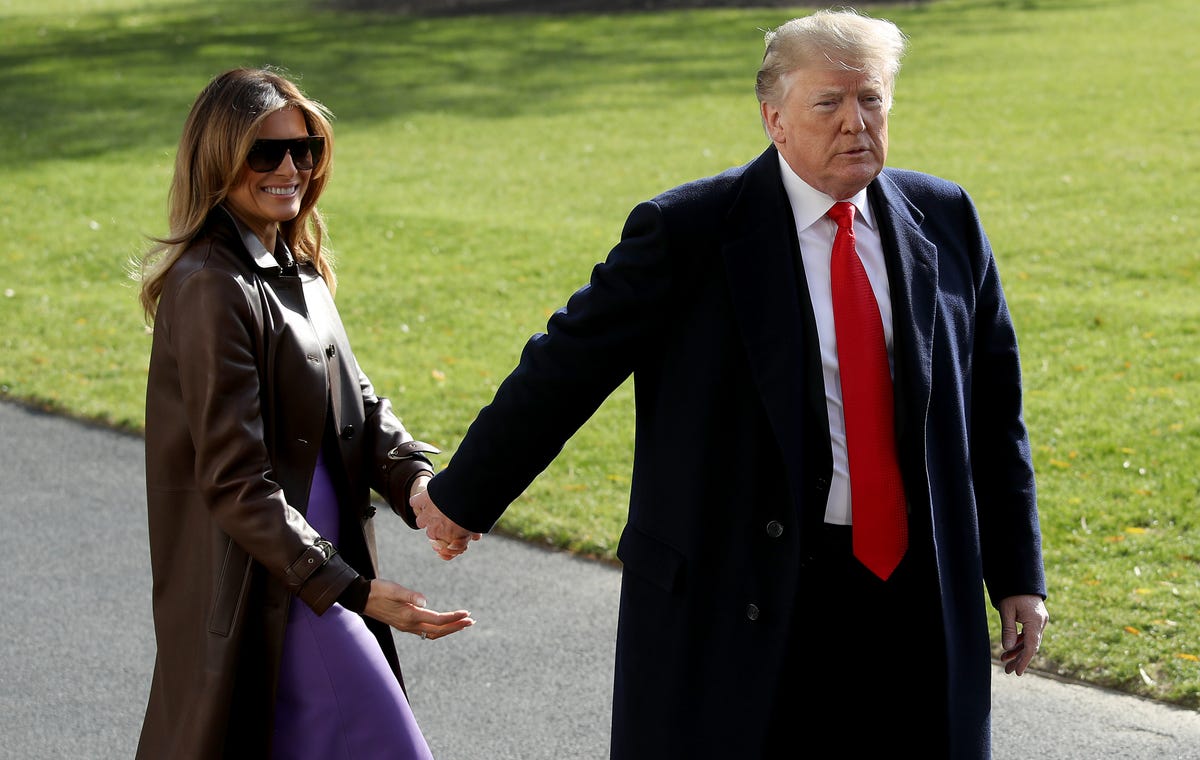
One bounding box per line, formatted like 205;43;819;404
761;101;783;143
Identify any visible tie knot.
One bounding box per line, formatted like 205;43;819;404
827;201;855;229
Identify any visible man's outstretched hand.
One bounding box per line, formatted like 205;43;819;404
411;487;482;560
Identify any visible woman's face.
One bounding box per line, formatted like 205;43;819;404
225;107;312;247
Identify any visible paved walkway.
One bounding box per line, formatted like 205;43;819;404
1;399;1198;758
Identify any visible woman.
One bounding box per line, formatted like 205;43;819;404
135;67;473;759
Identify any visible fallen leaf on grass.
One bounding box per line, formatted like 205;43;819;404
1139;666;1155;685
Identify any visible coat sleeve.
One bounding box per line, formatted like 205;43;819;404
428;199;676;534
363;384;440;528
960;194;1046;606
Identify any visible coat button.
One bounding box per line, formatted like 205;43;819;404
326;344;336;358
814;477;829;492
765;520;783;538
745;604;760;621
365;505;377;518
340;425;355;440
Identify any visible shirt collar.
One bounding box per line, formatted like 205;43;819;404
775;151;875;232
216;205;294;271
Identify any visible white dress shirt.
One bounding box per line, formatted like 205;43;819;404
776;153;897;526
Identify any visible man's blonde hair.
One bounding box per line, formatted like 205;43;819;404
755;8;908;110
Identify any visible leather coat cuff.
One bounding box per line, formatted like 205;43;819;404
384;440;440;525
284;538;337;588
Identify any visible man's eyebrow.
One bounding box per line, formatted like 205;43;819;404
811;87;848;100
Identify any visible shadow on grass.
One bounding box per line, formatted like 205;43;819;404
0;0;775;168
0;0;1094;169
320;0;830;15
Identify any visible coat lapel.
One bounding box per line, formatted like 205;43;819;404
718;154;941;509
870;172;937;480
720;147;810;476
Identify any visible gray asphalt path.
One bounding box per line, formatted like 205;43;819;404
2;398;1198;759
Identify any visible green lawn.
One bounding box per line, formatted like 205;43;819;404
2;0;1197;707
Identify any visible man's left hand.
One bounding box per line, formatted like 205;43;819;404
998;594;1049;675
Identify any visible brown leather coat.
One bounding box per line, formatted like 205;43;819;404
137;209;437;759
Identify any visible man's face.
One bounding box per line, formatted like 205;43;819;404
761;64;889;200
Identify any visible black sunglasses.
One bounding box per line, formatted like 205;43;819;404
245;136;325;173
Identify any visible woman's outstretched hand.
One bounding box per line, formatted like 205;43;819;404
363;578;474;641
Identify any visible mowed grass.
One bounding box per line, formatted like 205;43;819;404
1;0;1197;706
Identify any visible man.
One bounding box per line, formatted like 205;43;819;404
413;8;1049;758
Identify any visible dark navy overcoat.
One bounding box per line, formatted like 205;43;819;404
429;145;1045;759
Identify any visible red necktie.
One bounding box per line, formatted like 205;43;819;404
828;201;908;580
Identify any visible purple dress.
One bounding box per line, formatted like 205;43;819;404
271;447;434;760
